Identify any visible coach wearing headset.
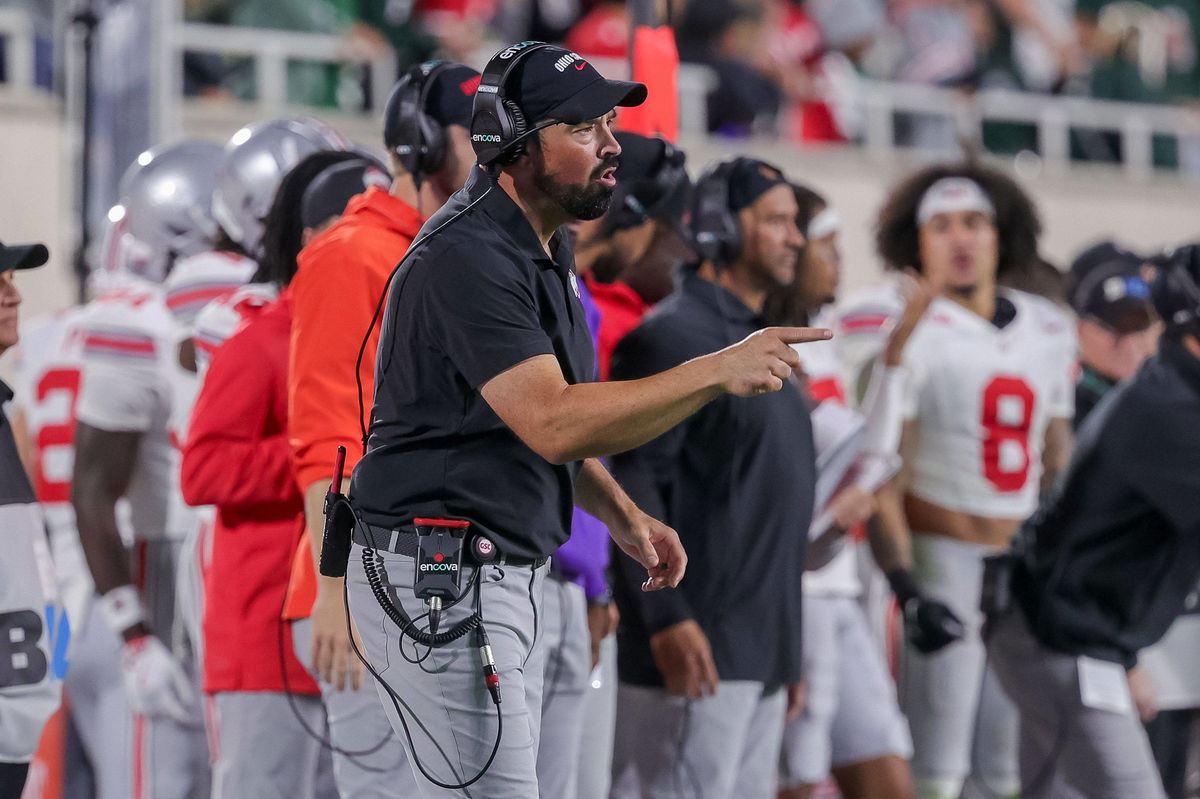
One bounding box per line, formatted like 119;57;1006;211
344;42;830;797
286;60;480;796
608;158;816;799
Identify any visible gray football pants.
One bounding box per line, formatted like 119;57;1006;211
901;533;1019;799
346;543;549;798
610;681;787;799
536;576;591;798
209;691;337;799
291;615;414;797
64;541;209;799
987;608;1166;799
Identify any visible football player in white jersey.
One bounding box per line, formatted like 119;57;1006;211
767;184;914;799
73;139;227;799
846;164;1076;799
9;204;184;799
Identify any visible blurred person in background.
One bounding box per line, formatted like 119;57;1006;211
0;238;61;798
675;0;785;135
608;157;815;799
180;149;363;799
766;184;914;799
284;60;479;797
70;119;342;799
845;162;1076;799
984;262;1200;799
573;130;693;378
1067;241;1161;426
70;140;231;799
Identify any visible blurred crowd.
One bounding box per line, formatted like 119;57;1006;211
5;0;1200;166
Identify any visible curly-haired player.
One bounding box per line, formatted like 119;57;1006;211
839;162;1076;799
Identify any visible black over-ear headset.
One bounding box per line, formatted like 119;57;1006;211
384;60;452;185
689;156;788;269
608;138;690;232
470;40;557;167
689;158;746;269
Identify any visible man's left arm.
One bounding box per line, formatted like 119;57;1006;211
1041;417;1073;495
574;458;685;591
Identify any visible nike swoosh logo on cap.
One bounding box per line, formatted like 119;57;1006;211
575;62;587;70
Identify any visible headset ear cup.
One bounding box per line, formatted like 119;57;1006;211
418;113;446;175
497;100;528;166
725;208;743;266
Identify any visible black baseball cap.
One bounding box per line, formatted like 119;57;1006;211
607;131;690;231
727;158;789;212
301;156;393;229
1068;241;1155;334
507;46;647;125
0;240;48;272
424;64;482;129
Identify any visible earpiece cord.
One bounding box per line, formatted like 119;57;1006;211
354;178;498;452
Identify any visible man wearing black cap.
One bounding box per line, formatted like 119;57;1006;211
344;43;829;796
286;60;481;797
984;263;1200;799
607;157;814;799
0;239;62;796
574;130;694;379
1068;241;1161;427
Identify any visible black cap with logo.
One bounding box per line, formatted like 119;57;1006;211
505;46;646;126
1068;241;1155;335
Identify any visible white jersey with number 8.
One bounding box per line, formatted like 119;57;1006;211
900;288;1075;519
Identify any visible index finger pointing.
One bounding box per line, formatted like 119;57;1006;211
774;326;833;345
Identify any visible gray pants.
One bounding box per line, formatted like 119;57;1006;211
64;542;209;799
578;634;618;799
536;577;591;798
291;615;414;797
781;594;912;788
610;681;787;799
346;543;549;798
902;534;1019;798
210;691;336;799
987;609;1166;799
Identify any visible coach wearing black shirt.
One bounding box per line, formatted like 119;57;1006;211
345;43;829;797
987;264;1200;799
608;158;816;799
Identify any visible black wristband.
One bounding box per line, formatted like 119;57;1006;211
885;568;922;606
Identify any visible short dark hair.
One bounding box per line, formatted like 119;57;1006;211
255;150;361;287
875;162;1041;279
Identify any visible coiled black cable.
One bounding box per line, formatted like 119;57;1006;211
359;544;482;648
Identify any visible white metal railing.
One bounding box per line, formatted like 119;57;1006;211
156;20;397;139
156;18;1200;179
855;79;1200;179
0;7;37;95
175;23;396;111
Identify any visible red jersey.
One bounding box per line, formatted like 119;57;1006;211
584;275;652;381
181;293;316;695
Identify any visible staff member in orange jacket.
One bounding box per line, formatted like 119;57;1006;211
283;61;480;795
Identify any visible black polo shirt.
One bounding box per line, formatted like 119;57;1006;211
608;271;815;688
1014;336;1200;668
0;380;35;505
350;167;595;560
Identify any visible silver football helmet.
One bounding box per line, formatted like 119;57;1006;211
211;117;349;258
118;139;224;267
